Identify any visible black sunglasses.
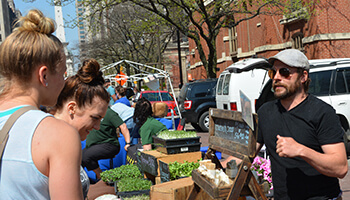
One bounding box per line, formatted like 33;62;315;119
268;68;292;79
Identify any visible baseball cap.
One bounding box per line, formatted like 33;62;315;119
105;79;111;83
268;49;310;70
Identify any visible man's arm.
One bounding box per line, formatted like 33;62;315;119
276;135;348;178
256;142;263;156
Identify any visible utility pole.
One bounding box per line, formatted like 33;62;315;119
177;29;183;89
158;26;163;90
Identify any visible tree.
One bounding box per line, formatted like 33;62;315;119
76;1;177;70
80;0;316;78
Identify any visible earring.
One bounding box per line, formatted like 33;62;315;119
45;82;48;87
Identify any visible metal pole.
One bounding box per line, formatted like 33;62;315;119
177;29;184;89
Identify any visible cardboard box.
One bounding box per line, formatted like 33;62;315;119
139;150;202;177
150;177;213;200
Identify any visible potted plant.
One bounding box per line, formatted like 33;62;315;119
251;156;273;197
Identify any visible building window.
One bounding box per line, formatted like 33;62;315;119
80;31;85;34
228;27;238;62
291;32;304;51
80;35;85;39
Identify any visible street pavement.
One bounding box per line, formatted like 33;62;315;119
188;124;350;199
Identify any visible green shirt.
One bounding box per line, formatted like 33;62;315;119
140;117;167;145
86;107;124;148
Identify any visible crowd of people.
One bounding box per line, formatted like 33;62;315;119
0;9;172;199
0;8;349;200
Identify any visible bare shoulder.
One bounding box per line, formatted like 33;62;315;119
33;116;81;154
32;116;82;177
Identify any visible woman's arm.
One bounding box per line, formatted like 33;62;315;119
143;144;152;151
119;123;131;151
34;117;83;200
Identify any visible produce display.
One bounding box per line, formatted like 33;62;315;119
117;178;152;192
156;130;197;139
168;160;200;180
100;164;142;183
196;160;232;187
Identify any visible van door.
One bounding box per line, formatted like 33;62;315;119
216;73;231;110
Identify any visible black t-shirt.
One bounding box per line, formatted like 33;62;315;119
257;94;343;200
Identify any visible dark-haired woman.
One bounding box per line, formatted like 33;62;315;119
0;9;84;199
53;58;110;199
133;97;167;150
114;85;131;106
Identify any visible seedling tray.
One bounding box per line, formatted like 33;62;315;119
117;189;150;198
153;135;201;147
155;142;201;154
114;180;151;198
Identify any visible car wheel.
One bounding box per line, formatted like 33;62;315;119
198;111;210;132
190;122;203;132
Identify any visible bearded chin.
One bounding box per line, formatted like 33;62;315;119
274;81;301;100
275;88;293;99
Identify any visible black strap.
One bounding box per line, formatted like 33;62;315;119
0;106;37;159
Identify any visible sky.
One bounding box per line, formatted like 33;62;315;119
14;0;79;55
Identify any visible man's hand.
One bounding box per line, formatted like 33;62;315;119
276;135;303;158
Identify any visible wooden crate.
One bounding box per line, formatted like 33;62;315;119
150;177;213;200
139;150;202;177
191;170;232;199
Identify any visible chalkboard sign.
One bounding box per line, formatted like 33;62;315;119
208;108;258;159
214;118;250;145
159;160;170;183
139;151;158;176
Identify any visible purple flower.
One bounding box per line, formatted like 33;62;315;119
251;156;273;190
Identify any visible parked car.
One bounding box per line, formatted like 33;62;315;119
178;78;217;132
125;87;135;100
134;90;178;117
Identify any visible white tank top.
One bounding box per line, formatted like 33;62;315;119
0;107;51;199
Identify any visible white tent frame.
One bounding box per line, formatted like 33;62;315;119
101;60;182;120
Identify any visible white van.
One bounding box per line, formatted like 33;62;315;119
216;58;271;113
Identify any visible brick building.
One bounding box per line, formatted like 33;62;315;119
188;0;350;80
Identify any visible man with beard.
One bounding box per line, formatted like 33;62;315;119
256;49;347;199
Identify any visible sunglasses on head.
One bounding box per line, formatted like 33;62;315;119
268;68;292;79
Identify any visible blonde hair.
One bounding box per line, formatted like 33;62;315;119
0;9;64;95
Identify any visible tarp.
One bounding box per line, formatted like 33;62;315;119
101;60;182;119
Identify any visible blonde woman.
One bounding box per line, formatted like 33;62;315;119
0;9;83;199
